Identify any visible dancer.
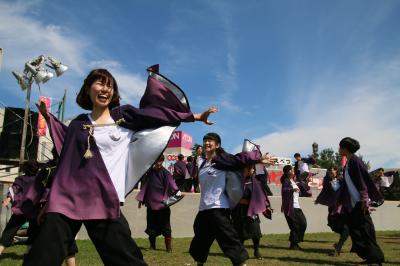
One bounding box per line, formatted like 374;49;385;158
173;154;188;191
232;163;272;260
281;165;307;250
136;155;182;252
315;166;349;256
23;65;218;266
0;160;39;257
338;137;384;265
189;133;276;266
293;153;315;197
189;145;203;193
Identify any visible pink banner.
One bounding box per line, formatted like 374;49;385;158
167;130;193;150
37;96;51;136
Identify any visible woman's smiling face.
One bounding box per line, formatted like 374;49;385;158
89;79;114;109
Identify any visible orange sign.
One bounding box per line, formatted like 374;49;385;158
37;96;51;136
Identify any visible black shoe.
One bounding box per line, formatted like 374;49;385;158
289;243;303;250
149;237;156;250
254;249;262;260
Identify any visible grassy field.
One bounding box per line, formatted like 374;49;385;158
1;231;399;265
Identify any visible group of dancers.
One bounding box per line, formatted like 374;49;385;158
0;65;385;266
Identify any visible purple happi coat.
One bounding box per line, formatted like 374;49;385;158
246;176;271;217
7;175;36;216
341;155;383;211
281;177;295;218
173;160;187;180
211;150;267;212
45;65;194;220
135;167;178;210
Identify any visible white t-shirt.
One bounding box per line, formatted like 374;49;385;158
330;178;341;191
89;115;134;202
290;179;300;208
298;161;309;174
344;167;361;208
197;157;230;211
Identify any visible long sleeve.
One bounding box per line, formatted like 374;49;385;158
281;178;294;217
116;104;194;131
348;156;383;203
213;150;262;171
47;114;68;156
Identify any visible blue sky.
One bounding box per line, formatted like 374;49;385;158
1;0;399;168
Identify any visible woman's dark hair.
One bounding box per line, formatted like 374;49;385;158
203;132;221;145
293;153;301;158
21;160;39;176
187;156;193;163
339;137;360;154
203;132;226;155
280;165;293;184
178;154;184;161
76;69;120;110
327;165;338;172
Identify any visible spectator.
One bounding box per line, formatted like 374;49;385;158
373;168;391;195
173;154;188;191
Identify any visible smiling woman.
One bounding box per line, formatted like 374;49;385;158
24;65;218;266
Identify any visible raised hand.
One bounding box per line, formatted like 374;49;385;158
36;100;50;120
261;153;278;165
194;107;219;125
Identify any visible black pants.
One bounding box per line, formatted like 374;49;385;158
145;207;171;237
347;203;384;263
23;212;147;266
189;209;249;266
0;214;27;247
285;208;307;244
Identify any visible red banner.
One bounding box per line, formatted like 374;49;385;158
37;96;51;136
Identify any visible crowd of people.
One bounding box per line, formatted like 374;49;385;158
0;65;392;266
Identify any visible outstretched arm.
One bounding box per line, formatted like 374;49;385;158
193;107;219;125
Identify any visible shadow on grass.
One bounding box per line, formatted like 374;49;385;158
303;239;334;243
273;256;357;266
1;252;24;260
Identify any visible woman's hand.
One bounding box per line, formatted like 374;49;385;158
194;107;219;125
2;197;11;208
361;200;369;215
260;153;278;165
36;100;50;121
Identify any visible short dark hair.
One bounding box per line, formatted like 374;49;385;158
339;137;360;154
187;156;193;163
76;69;120;110
293;153;301;158
178;154;184;160
377;168;384;172
21;160;39;176
203;132;221;145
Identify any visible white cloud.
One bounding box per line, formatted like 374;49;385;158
0;1;87;74
0;1;146;107
239;59;400;169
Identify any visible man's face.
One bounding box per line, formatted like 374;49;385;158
295;156;301;161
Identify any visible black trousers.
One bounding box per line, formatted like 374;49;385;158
189;209;249;266
23;212;147;266
0;214;27;247
145;207;171;237
285;208;307;244
347;202;384;263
